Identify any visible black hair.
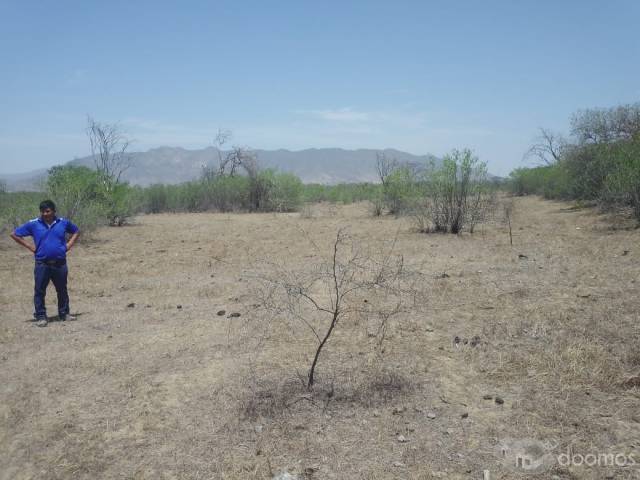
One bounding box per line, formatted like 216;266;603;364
39;200;56;212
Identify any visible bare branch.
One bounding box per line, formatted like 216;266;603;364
375;151;398;186
86;116;131;188
523;127;565;165
248;228;417;390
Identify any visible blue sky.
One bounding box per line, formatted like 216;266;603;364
1;0;638;176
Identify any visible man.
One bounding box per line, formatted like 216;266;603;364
10;200;80;327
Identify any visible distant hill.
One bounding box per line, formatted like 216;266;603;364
1;147;440;191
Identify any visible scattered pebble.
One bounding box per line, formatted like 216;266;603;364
397;434;408;443
494;396;504;405
393;461;406;468
461;412;469;419
217;310;226;316
176;305;182;309
127;303;135;308
392;406;405;415
427;412;437;419
227;312;241;318
482;394;493;400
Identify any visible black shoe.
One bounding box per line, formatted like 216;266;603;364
59;314;76;321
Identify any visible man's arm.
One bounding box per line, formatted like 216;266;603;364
66;232;80;252
10;233;35;253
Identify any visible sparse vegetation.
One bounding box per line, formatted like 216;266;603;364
3;198;638;479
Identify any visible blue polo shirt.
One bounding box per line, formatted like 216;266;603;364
14;217;79;261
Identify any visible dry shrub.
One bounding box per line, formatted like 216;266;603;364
244;229;418;390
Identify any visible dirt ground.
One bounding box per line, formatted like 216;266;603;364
1;197;639;480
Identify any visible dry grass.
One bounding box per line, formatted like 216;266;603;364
1;197;639;479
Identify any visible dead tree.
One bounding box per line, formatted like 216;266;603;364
86;116;131;189
375;151;398;186
211;130;267;211
257;229;413;389
524;128;565;165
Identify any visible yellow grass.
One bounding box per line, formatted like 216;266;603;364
1;197;639;479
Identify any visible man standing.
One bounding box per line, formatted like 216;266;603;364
10;200;80;327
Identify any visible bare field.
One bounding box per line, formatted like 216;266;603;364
1;197;639;480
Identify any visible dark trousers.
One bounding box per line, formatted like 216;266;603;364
34;261;69;319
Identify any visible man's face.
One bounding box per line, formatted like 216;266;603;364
40;208;55;223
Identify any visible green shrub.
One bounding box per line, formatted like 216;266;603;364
0;192;42;231
301;183;381;204
46;165;109;232
383;165;420;215
512;102;640;222
602;137;640;220
418;149;491;234
270;172;303;211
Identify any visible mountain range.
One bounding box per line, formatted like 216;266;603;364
0;147;440;191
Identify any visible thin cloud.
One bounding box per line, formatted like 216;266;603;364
297;107;429;131
302;107;371;122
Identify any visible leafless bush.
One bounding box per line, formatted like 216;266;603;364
249;229;418;391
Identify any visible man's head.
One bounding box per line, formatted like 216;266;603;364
39;200;56;223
